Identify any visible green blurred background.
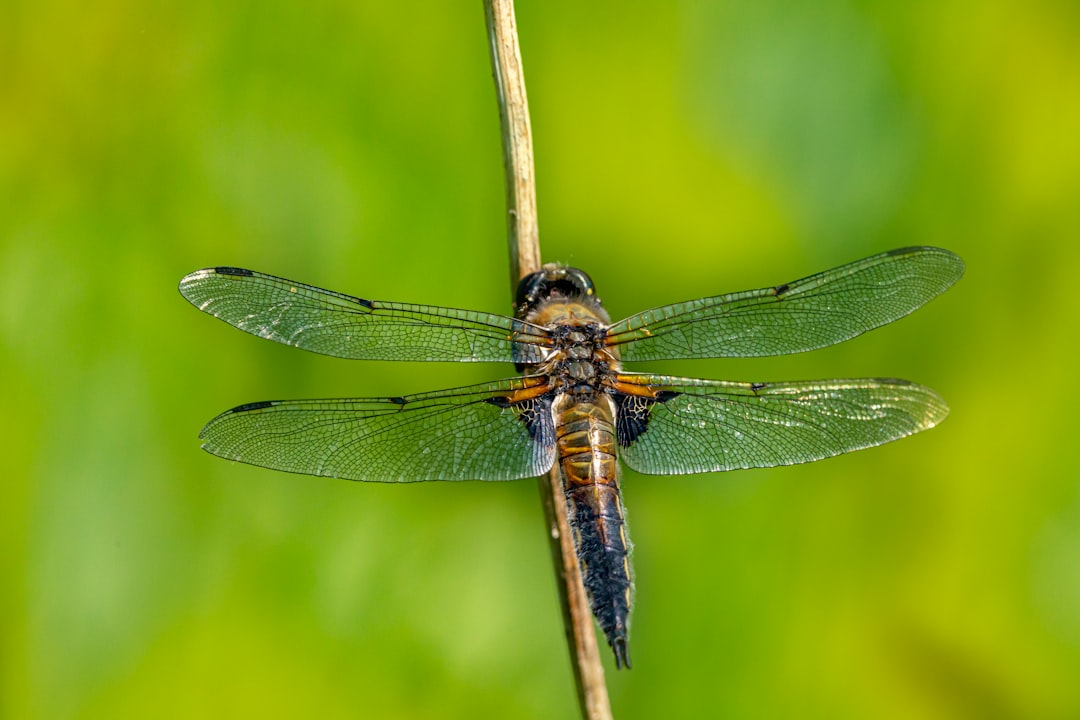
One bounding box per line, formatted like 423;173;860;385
4;0;1079;717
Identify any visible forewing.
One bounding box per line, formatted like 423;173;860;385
614;374;948;475
607;246;964;360
199;379;557;482
179;267;551;363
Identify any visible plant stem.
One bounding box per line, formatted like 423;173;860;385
484;0;541;288
483;3;613;719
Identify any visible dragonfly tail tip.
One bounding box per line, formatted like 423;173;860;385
612;637;631;670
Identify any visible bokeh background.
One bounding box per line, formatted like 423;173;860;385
4;1;1079;718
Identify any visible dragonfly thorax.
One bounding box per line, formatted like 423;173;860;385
540;322;619;386
517;267;621;387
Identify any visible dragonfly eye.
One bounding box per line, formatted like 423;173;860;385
562;268;596;296
515;265;598;316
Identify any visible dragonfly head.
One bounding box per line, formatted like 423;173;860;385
515;264;598;318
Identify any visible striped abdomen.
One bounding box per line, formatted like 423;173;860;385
555;391;633;669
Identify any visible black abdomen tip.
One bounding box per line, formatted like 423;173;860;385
613;637;631;670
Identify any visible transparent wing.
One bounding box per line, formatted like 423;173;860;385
199;378;557;482
179;267;551;363
607;247;964;361
614;374;948;475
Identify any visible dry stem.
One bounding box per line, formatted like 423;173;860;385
483;2;613;719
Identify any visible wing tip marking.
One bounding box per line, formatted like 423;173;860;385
231;400;275;413
213;266;255;277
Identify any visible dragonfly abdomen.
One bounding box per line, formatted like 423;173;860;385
555;392;633;669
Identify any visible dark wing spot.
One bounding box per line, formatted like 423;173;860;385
773;282;790;297
214;267;255;277
885;246;920;257
357;297;374;309
751;382;767;393
486;395;554;446
614;391;679;447
388;396;406;405
520;395;555;445
231;400;274;413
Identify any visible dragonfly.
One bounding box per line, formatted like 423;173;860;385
179;245;963;669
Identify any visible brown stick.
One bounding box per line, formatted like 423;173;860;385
483;3;613;719
484;0;542;287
